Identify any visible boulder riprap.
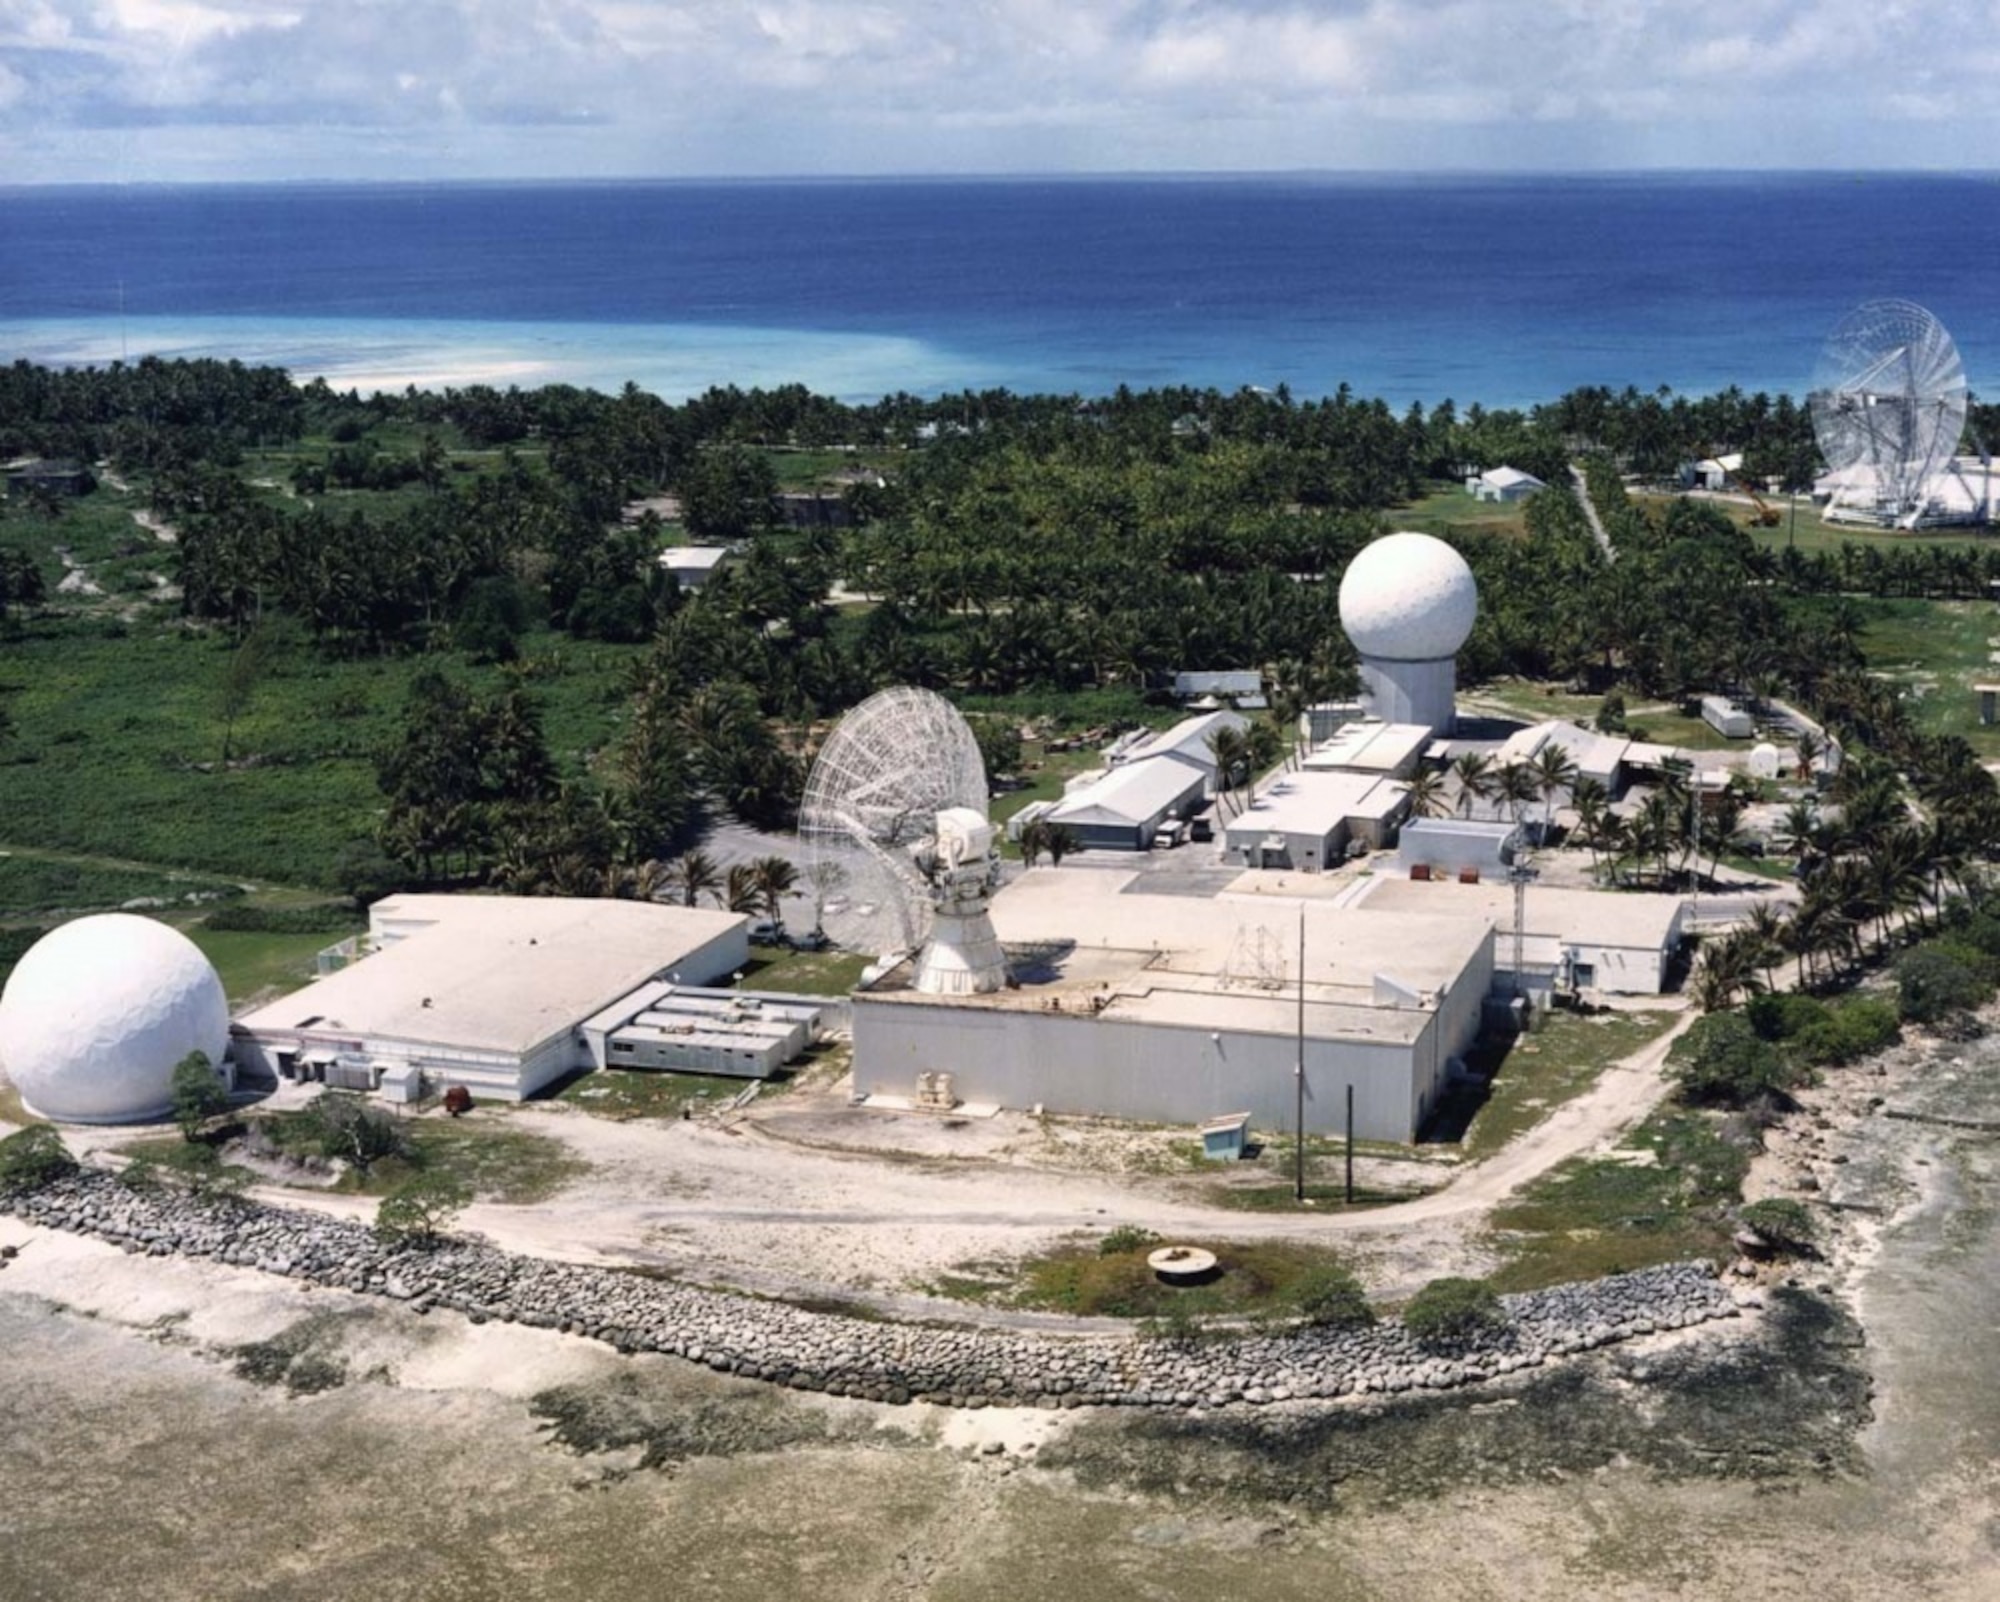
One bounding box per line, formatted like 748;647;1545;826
2;1171;1738;1410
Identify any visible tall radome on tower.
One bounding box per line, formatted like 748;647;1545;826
1337;531;1478;736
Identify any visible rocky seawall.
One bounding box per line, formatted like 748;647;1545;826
1;1172;1739;1410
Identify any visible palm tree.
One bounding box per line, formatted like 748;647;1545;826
1496;761;1540;832
1742;901;1788;992
1450;751;1494;818
1569;777;1611;868
1793;726;1824;781
668;849;721;909
1781;799;1822;861
724;862;763;916
1403;766;1450;819
1530;743;1580;842
1692;933;1762;1013
751;854;799;932
1244;721;1287;805
1206;725;1249;819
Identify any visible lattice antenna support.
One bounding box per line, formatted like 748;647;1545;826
1809;298;1968;526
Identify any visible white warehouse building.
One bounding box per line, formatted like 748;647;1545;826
851;869;1493;1143
233;895;751;1102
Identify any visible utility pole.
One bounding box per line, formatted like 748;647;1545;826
1345;1083;1355;1204
1294;908;1307;1203
1508;853;1536;1005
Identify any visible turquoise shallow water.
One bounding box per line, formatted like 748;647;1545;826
4;175;1999;404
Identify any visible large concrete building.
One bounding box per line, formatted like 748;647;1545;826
234;895;751;1102
851;869;1493;1142
1337;531;1478;736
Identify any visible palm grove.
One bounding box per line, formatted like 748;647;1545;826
3;356;1998;934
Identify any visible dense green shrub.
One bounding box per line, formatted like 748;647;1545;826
1402;1277;1505;1344
1669;1013;1804;1108
1791;998;1900;1066
1745;992;1827;1044
275;1095;411;1174
1098;1224;1160;1258
1894;945;1994;1026
1744;991;1898;1068
374;1170;472;1249
0;1125;75;1192
1739;1198;1817;1256
1291;1264;1374;1329
169;1051;230;1142
203;903;364;935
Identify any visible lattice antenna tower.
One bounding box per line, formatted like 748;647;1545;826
1809;298;1968;528
1221;923;1289;992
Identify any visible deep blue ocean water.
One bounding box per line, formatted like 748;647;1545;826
2;174;1997;408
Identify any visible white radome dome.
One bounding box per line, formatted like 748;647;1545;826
0;914;228;1124
1338;531;1479;662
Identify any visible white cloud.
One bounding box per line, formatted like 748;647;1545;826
1;0;1993;178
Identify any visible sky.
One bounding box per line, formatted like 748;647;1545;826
1;0;1994;184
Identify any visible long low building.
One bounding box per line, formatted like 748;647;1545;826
233;895;751;1101
1221;769;1408;872
1351;876;1686;996
852;869;1493;1142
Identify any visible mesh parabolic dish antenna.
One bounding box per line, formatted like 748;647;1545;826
800;687;989;959
1809;298;1968;526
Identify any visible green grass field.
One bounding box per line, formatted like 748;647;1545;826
1389;482;1532;543
555;1067;766;1121
1450;1010;1675;1164
0;616;645;887
182;924;353;1008
1483;1107;1746;1293
1857;596;1999;754
0;852;242;917
932;1233;1371;1324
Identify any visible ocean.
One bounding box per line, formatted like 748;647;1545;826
2;174;1997;409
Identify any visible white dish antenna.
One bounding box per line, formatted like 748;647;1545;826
1809;298;1967;526
800;687;989;960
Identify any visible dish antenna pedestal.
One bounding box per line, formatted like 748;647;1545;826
911;807;1007;995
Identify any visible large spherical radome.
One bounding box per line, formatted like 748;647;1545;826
1338;532;1479;661
0;914;229;1124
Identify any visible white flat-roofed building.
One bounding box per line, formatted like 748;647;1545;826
1352;876;1685;996
1172;669;1263;701
1222;770;1408;872
1047;755;1207;850
580;983;824;1079
1700;696;1755;739
233;896;750;1101
850;869;1493;1142
657;545;735;589
1396;816;1522;879
1304;720;1432;780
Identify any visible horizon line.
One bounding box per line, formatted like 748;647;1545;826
4;166;1999;193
